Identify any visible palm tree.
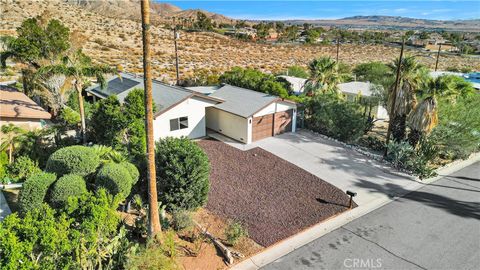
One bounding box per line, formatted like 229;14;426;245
141;0;162;237
306;56;348;95
38;49;115;144
408;75;474;146
387;56;429;141
0;124;25;163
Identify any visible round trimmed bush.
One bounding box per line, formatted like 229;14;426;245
49;174;88;208
121;161;139;185
95;162;133;198
18;172;56;214
45;146;100;177
155;137;210;211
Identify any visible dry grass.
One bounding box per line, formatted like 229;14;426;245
2;0;479;83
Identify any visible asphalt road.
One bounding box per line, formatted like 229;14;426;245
262;162;480;270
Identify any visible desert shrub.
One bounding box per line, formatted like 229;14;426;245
6;156;41;182
171;210;193;232
121;161;140;185
155;137;210;211
49;174;88;208
0;151;8;180
18;172;57;214
306;93;368;142
358;136;386;152
386;139;437;179
225;221;248;246
95;162;133;199
126;242;181;270
46;145;100;177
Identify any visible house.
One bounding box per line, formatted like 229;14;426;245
202;84;297;144
86;73;222;140
338;82;389;119
277;75;308;95
0;85;51;131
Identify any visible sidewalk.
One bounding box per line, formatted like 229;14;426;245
231;136;480;269
0;191;12;222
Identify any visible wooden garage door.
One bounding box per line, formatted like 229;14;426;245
274;109;293;135
252;114;273;142
252;109;293;142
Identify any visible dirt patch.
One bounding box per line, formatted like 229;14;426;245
197;139;355;247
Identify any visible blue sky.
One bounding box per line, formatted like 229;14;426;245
158;1;480;20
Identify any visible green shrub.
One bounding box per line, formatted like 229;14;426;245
225;221;248;246
121;161;140;185
155;137;210;211
171;210;193;232
0;151;9;180
386;140;437;179
6;156;41;182
306;93;368;142
46;145;100;177
95;162;133;199
49;174;88;208
18;172;57;214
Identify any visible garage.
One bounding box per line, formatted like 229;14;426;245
252;109;294;142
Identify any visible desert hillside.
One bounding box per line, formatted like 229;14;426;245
1;0;479;82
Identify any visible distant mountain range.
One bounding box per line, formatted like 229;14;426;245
67;1;479;31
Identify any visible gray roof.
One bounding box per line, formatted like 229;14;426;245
86;73;220;115
338;81;374;96
185;86;221;95
209;84;279;118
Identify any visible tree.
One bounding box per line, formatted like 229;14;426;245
305;29;320;44
408;75;474;146
353;62;392;87
306;57;348;95
280;65;309;79
0;124;26;163
90;96;125;147
194;12;213;31
38;49;115;144
387;56;429;141
141;0;162;237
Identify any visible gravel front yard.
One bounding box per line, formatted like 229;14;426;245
197;139;355;247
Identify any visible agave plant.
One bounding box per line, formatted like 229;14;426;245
92;145;126;163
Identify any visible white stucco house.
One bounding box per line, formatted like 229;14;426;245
86;73;222;141
338;81;389;119
87;74;297;144
277;75;308;95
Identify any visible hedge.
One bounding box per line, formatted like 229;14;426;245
49;174;88;208
45;146;100;177
155;137;210;211
18;172;56;214
95;162;133;199
121;161;139;185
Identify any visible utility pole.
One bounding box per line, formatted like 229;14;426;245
173;17;180;85
336;34;340;63
140;0;162;238
434;43;442;72
384;37;405;157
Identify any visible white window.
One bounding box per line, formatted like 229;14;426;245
170;116;189;131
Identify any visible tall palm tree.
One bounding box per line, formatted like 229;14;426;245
38;49;115;144
0;124;25;163
387;56;429;141
141;0;162;237
408;75;474;146
306;56;348;95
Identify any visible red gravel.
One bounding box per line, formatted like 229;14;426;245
197;139;355;247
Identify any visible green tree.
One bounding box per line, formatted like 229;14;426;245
305;29;320;44
353;62;392;87
408;75;475;146
38;49;116;143
90;95;125;147
307;57;349;95
387;56;429;141
0;124;26;163
194;12;213;31
280;65;309;79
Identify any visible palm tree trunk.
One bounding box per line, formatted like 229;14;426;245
408;129;422;148
8;143;13;164
75;82;87;144
141;0;162;238
391;114;407;142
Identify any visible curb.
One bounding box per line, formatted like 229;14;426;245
230;152;479;270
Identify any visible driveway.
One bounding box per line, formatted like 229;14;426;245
0;191;12;222
262;162;480;270
253;130;419;206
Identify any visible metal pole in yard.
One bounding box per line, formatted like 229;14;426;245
336;34;340;63
173;17;180;85
384;37;405;157
435;43;442;72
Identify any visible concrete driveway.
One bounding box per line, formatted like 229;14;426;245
253;130;419;206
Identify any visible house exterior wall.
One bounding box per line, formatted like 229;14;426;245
206;107;249;143
253;101;296;117
153;97;217;140
0;118;46;132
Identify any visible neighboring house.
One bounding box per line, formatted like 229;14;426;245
203;84;297;144
0;85;51;131
86;73;222;140
338;82;389;120
277;75;308;95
